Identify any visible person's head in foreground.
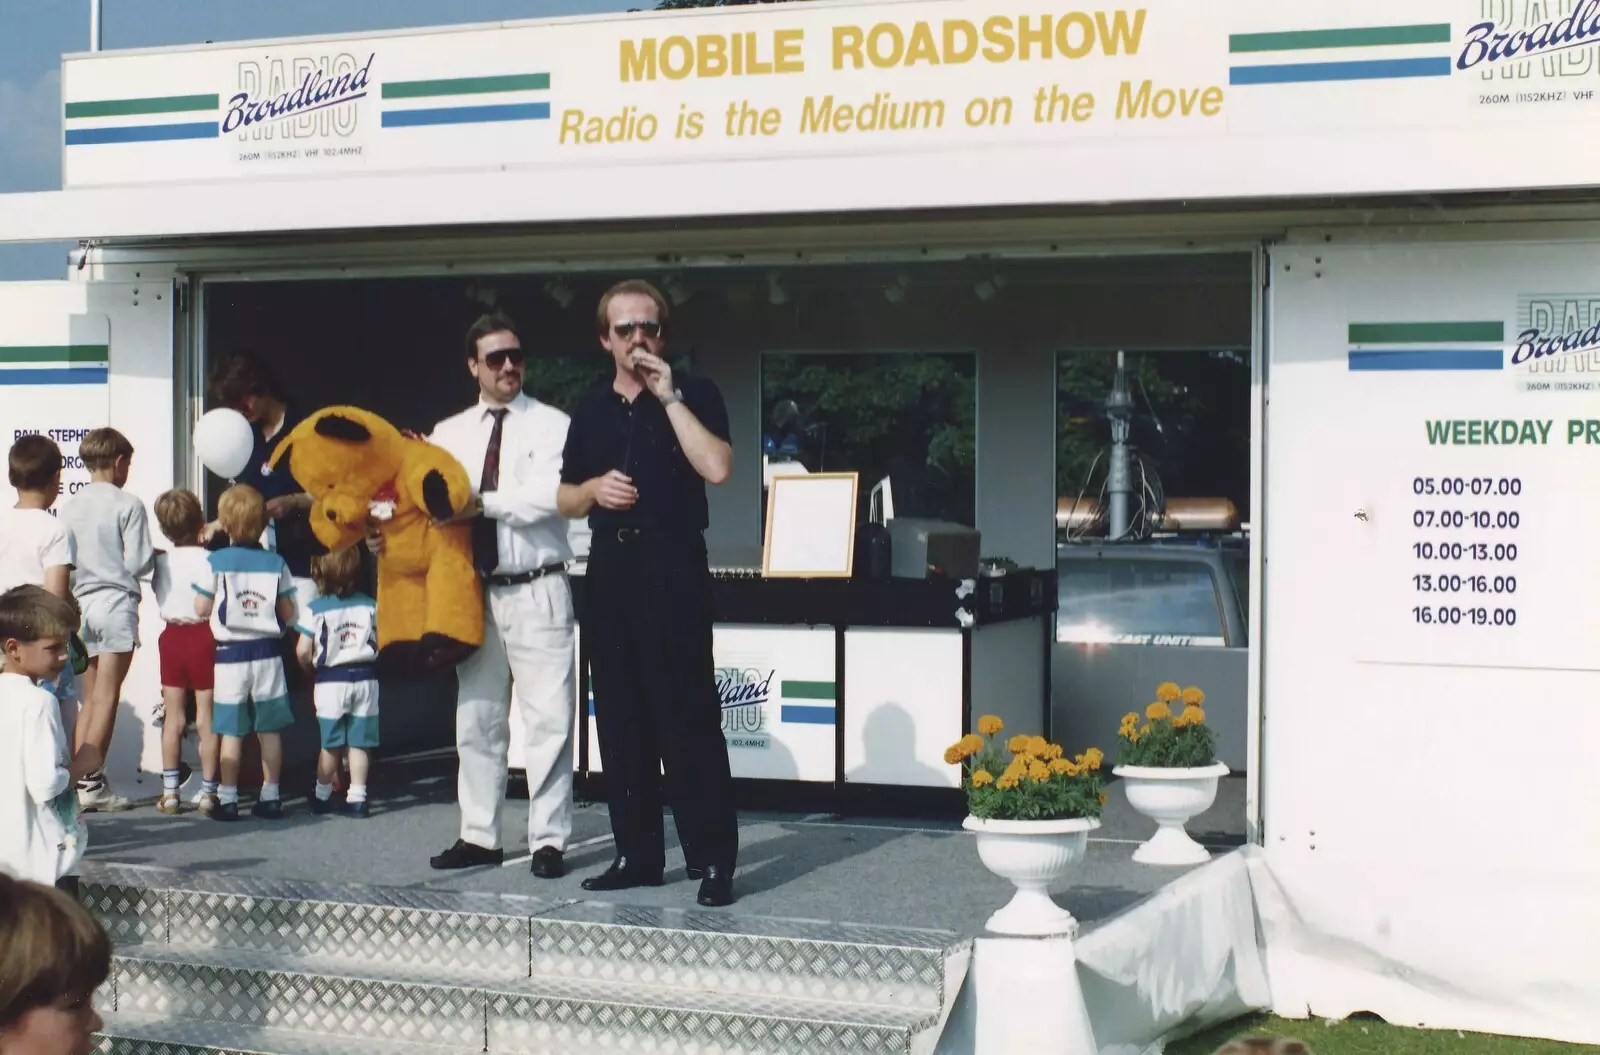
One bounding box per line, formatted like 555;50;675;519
0;873;110;1055
1213;1038;1314;1055
0;586;78;685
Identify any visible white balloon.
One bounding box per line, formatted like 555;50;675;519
193;409;255;480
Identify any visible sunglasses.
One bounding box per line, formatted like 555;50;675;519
613;320;662;340
481;347;526;371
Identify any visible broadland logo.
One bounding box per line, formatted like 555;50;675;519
720;669;774;752
1457;1;1600;71
226;52;373;140
1513;294;1600;392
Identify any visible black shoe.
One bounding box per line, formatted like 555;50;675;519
342;800;370;819
580;857;664;892
686;865;706;881
252;798;284;820
212;801;240;823
529;846;566;879
430;839;504;870
696;865;735;908
309;795;334;816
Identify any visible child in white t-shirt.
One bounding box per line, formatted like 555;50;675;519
151;488;220;816
0;435;81;712
0;586;101;898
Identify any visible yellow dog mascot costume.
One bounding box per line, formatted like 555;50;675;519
269;406;484;676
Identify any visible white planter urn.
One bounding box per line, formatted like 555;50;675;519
962;815;1100;936
1113;762;1230;865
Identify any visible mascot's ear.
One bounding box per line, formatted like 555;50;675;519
315;414;372;443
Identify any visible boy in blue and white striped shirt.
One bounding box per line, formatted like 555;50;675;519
192;485;297;823
295;546;380;819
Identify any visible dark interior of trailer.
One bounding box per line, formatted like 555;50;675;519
204;254;1256;820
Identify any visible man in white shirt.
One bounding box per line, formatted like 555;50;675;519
423;311;577;879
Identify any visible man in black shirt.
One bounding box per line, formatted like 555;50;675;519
557;279;738;907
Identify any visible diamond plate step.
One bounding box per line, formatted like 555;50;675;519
95;1012;488;1055
111;944;940;1055
529;902;963;1010
82;863;555;977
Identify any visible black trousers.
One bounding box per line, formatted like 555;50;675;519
585;531;737;873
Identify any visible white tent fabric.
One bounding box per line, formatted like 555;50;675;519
934;845;1600;1054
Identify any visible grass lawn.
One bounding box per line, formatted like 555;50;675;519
1168;1014;1600;1054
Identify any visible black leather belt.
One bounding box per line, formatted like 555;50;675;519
485;562;566;587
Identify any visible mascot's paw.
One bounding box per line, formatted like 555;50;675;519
421;469;456;521
419;632;477;673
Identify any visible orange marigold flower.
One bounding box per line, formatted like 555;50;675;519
1156;682;1181;702
1048;758;1077;776
1008;735;1032;754
1182;705;1206;725
1043;743;1064;761
1121;711;1140;727
977;715;1004;736
1083;747;1104;769
943;745;965;765
996;773;1020;790
1027;761;1050;783
1146;701;1172;721
1181;686;1205;707
1026;736;1050;757
960;733;985;755
971;770;995;787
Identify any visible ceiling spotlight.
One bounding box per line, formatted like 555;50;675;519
884;273;910;304
766;272;789;306
544;278;574;309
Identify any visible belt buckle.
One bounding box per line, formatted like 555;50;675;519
616;527;640;543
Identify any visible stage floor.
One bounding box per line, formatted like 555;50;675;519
79;753;1248;936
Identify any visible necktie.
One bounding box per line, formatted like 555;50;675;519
474;408;509;578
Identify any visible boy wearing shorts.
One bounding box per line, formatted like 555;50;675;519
58;427;154;813
151;489;220;815
295;547;379;818
193;485;297;823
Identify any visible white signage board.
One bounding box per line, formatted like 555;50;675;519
56;0;1600;205
1265;235;1600;876
0;308;111;509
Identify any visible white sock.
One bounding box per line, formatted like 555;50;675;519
314;782;334;802
162;769;181;792
259;782;280;802
219;785;239;806
347;784;368;804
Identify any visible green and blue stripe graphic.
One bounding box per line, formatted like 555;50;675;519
1230;23;1453;85
0;345;110;385
64;93;219;145
1347;322;1505;372
380;73;550;128
779;680;836;726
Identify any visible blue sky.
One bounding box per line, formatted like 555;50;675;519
0;0;645;279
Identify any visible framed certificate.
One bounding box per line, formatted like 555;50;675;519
761;471;860;578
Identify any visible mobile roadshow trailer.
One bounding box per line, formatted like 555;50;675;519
1;0;1597;1047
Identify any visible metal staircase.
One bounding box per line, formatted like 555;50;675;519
80;862;971;1055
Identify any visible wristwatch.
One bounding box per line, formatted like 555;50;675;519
660;388;684;407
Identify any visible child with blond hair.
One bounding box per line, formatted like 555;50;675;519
0;586;102;897
296;546;380;818
193;485;297;822
151;488;220;815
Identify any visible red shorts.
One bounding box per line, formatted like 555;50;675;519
159;621;216;692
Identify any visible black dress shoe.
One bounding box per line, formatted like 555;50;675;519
696;865;735;907
580;858;664;892
686;865;705;881
251;798;284;820
429;839;504;870
530;846;566;879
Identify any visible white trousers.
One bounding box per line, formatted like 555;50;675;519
455;573;575;852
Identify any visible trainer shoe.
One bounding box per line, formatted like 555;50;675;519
77;775;133;813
